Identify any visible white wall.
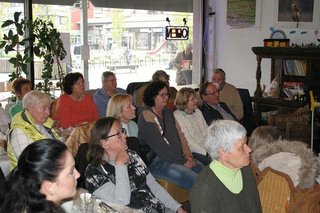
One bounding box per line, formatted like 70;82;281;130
211;0;320;95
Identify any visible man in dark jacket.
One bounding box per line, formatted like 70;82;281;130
198;82;236;125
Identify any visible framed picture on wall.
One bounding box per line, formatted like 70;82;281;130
274;0;320;29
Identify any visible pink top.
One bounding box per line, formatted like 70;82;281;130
54;93;99;129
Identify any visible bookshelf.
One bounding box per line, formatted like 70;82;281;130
251;47;320;124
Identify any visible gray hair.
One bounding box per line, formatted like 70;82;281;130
22;90;51;109
152;70;170;81
205;120;247;160
101;71;115;82
212;68;226;80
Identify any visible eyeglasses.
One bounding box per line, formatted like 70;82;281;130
105;128;127;139
158;92;169;98
205;90;219;96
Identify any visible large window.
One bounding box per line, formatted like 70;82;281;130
0;0;198;101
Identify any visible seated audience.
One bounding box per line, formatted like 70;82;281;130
199;82;236;125
174;87;211;165
7;90;60;169
93;71;126;117
85;117;187;213
0;139;80;212
135;70;177;110
55;72;99;129
9;77;32;118
190;120;262;213
106;94;138;137
249;126;320;189
211;68;243;120
137;81;203;190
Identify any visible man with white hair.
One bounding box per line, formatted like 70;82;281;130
7;90;60;169
211;68;243;120
93;71;126;117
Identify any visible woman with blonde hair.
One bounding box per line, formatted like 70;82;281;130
106;94;138;137
174;87;211;165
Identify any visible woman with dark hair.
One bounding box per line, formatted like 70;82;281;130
137;81;203;190
85;117;186;213
9;77;32;118
0;138;80;213
54;72;99;129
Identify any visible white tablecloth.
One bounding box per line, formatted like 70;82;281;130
0;151;10;177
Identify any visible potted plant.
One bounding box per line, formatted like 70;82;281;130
0;12;66;94
0;12;32;82
32;18;66;94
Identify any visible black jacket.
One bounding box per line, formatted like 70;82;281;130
199;101;236;125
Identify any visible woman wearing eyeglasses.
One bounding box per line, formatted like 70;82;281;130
54;72;99;129
85;117;186;213
137;81;203;190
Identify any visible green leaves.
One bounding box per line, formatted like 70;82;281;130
1;11;66;94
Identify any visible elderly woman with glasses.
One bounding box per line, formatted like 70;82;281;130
190;120;262;213
137;81;203;190
85;117;186;213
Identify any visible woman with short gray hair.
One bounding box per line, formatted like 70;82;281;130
204;119;247;160
191;120;262;213
7;90;60;169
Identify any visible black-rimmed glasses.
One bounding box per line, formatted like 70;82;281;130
105;128;127;139
158;92;169;98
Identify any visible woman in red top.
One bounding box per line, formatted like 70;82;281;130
54;72;99;129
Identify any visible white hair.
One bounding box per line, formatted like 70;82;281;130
204;120;246;160
22;90;51;109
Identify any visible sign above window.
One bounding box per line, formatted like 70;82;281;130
165;26;189;40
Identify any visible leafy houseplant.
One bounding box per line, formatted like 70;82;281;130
32;18;66;94
0;11;66;94
0;12;32;82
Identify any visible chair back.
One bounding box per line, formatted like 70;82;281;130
126;81;149;95
237;88;256;136
257;167;294;213
156;178;190;203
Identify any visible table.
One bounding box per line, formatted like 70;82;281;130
62;188;141;213
0;151;10;177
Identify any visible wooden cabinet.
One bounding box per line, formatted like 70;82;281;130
251;47;320;125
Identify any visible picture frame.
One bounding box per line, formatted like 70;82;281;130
274;0;320;29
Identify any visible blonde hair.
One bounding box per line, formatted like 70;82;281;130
106;94;132;119
175;87;196;111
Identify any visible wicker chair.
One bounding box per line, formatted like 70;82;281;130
257;167;295;213
156;178;190;203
